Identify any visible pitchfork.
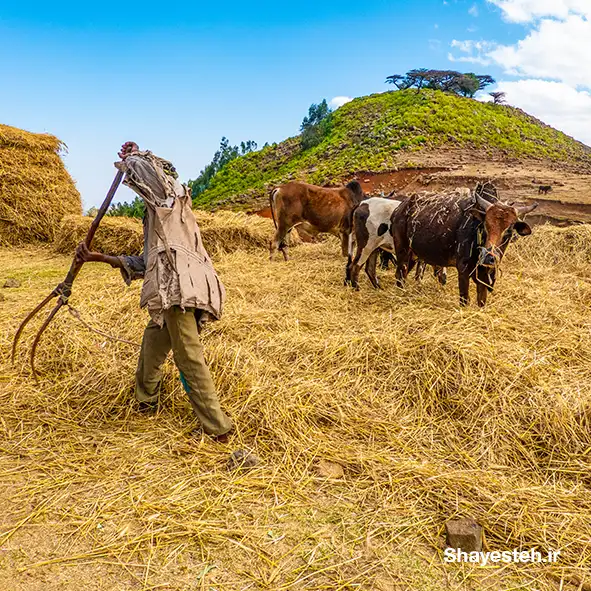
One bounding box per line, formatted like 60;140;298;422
11;170;124;381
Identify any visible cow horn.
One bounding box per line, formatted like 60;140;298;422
515;202;539;216
475;193;493;212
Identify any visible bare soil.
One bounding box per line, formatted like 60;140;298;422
252;150;591;227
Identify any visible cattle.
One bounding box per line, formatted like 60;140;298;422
345;197;402;288
538;185;553;195
269;181;365;261
390;188;538;307
345;196;448;289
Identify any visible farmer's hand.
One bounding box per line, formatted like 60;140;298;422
118;141;139;160
75;242;96;262
76;243;123;269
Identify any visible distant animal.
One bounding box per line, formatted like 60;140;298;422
390;187;538;307
538;185;552;195
345;197;403;288
269;181;366;261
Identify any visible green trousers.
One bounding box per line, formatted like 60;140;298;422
135;306;233;436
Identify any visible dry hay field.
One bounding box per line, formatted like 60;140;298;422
1;219;591;591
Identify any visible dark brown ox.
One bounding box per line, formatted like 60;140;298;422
269;180;365;260
391;191;538;307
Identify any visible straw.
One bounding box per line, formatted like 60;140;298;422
0;221;590;589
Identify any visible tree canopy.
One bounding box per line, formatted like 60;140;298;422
300;99;333;150
386;69;495;97
188;137;258;200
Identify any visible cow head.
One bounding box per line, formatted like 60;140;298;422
345;180;366;204
469;195;538;267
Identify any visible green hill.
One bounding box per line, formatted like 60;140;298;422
195;89;591;209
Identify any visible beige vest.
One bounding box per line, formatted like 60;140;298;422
140;192;225;322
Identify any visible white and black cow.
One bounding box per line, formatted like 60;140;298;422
345;195;448;289
345;197;402;289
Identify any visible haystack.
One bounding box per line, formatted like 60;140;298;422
194;210;300;253
0;123;81;245
54;215;144;256
53;210;297;257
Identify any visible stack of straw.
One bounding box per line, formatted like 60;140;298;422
0;124;81;245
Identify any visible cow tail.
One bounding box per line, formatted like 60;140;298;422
269;188;279;229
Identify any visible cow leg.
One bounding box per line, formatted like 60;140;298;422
476;281;488;307
435;266;447;286
270;222;291;262
394;249;411;289
365;250;381;289
475;267;494;307
349;242;375;290
458;271;470;306
414;260;426;281
344;255;353;286
339;232;350;258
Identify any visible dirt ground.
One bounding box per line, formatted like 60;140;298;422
254;151;591;227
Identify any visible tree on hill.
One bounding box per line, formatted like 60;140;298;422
188;136;258;200
489;91;507;105
386;69;495;97
107;196;145;218
300;99;333;150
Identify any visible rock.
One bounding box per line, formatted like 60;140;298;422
227;449;260;471
3;278;21;288
315;459;345;479
0;293;5;302
445;518;483;552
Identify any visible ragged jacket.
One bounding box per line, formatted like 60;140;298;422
115;151;225;327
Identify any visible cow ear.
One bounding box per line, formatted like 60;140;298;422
514;221;532;236
468;207;485;222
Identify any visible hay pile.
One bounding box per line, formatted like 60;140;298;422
1;224;591;589
52;210;294;257
54;215;144;256
0;123;81;246
195;209;300;253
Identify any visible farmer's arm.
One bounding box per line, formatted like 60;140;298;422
75;243;145;284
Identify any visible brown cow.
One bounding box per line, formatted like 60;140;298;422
391;190;538;307
269;181;365;261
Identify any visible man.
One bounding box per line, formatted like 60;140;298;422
76;142;233;443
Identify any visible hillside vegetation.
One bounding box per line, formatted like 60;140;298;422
195;89;591;209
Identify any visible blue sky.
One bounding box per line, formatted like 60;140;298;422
1;0;590;208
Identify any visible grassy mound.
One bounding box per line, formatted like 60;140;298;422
196;89;591;209
1;224;590;589
0;123;81;245
53;211;286;257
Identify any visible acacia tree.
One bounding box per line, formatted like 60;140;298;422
385;68;496;97
489;91;507;104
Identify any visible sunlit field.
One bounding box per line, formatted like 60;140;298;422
1;224;591;590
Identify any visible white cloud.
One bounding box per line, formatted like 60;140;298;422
486;0;590;23
491;79;591;145
469;4;479;17
329;96;353;109
489;15;591;88
449;39;497;65
448;1;591;146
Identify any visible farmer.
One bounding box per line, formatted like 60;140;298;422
75;142;233;443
